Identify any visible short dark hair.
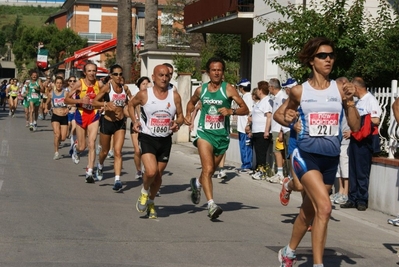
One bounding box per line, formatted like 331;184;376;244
162;63;174;71
257;81;269;95
206;57;225;72
136;76;151;88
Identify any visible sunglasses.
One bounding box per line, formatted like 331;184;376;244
112;73;123;77
68;79;76;82
314;52;335;60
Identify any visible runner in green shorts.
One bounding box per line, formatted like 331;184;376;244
27;69;44;131
184;56;249;219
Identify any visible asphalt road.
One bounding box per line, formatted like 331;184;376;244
0;107;398;267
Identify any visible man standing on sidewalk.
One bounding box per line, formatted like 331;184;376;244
236;78;253;174
341;77;381;211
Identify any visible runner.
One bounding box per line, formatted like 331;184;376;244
44;76;69;160
27;70;44;131
92;64;132;190
183;57;249;219
1;80;8;111
273;37;360;266
64;62;103;183
7;78;19;117
128;64;184;219
21;80;31;127
129;76;151;180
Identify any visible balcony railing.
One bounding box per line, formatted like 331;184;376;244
184;0;254;27
78;33;113;42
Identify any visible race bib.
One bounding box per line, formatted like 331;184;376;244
205;114;225;130
112;94;126;107
150;117;171;134
31;92;39;99
308;112;339;136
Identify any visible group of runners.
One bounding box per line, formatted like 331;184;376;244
4;36;364;266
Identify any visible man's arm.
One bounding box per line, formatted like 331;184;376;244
170;91;184;132
220;83;249;116
184;86;201;126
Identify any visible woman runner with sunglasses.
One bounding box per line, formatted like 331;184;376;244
92;64;132;190
273;37;360;267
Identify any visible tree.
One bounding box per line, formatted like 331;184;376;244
116;0;133;83
253;0;373;81
145;0;159;50
12;24;86;73
163;0;205;50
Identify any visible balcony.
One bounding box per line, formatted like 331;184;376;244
78;32;113;42
184;0;254;34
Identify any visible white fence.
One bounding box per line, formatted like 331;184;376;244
370;80;398;159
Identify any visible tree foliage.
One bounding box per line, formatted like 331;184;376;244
12;24;86;73
252;0;398;86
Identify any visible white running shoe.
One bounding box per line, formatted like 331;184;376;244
72;144;80;164
217;169;227;179
268;173;284;184
53;152;60;160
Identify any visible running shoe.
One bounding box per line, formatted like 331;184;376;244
85;174;95;184
208;202;223;219
280;177;292;206
156;189;161;197
269;173;284;184
217;169;227;179
388;216;399;225
107;150;114;159
334;194;348;205
278;246;297;267
96;145;101;155
72;144;80;164
190;177;201;204
29;124;33;131
33;123;37;132
8;111;11;116
136;192;149;212
146;202;158;219
251;171;264;180
53;152;60;160
135;171;143;179
38;114;43;120
330;193;341;202
236;168;251;174
96;168;103;181
11;110;14;117
112;180;122;191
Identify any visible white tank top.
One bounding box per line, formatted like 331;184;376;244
109;83;126;107
140;87;176;137
297;80;343;156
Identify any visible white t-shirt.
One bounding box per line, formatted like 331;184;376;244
251;95;273;133
237;92;254;133
355;92;381;118
271;89;290;133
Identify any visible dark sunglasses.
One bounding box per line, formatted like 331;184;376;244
68;79;76;82
112;73;123;77
314;52;335;60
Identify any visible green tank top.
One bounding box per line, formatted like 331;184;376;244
197;81;232;137
28;81;40;100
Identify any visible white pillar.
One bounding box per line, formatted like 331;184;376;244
175;73;192;143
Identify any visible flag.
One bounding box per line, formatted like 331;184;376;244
135;33;142;50
37;48;48;69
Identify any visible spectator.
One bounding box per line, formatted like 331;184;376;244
236;78;254;174
267;78;290;184
340;77;381;211
251;81;273;180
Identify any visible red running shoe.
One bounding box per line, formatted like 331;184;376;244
280;177;292;206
